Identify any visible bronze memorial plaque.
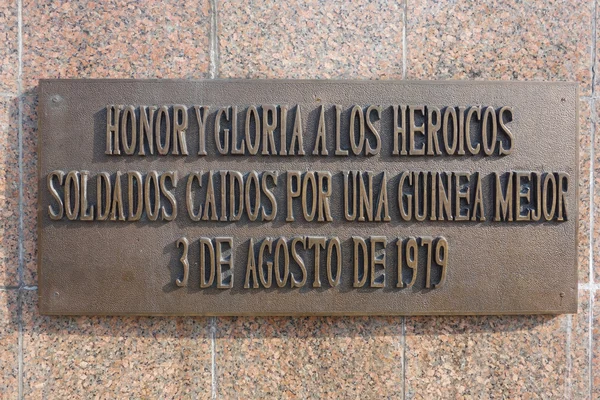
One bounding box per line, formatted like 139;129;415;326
38;80;578;316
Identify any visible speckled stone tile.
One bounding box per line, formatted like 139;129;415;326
594;102;600;282
0;290;18;398
593;290;600;399
405;315;568;399
216;316;402;399
579;99;592;284
595;3;600;94
21;0;211;91
21;94;37;285
21;290;212;398
0;97;19;286
0;0;18;93
569;290;590;399
406;0;593;95
218;0;403;79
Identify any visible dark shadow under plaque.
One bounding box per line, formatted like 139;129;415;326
37;79;578;316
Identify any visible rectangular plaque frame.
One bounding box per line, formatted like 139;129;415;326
38;79;579;316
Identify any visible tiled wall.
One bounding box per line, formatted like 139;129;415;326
0;0;595;398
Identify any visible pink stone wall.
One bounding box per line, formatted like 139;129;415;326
0;0;595;398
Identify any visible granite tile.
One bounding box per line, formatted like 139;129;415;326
405;315;568;399
580;99;592;284
594;102;600;282
0;290;19;398
21;0;211;91
21;94;37;285
218;0;403;79
569;290;590;400
593;289;600;399
216;316;402;399
0;97;19;286
595;3;600;94
407;0;593;95
0;0;18;93
21;290;212;398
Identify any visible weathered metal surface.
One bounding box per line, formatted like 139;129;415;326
37;80;578;316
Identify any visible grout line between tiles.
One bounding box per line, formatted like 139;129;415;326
16;0;24;396
589;0;597;393
401;0;407;79
17;0;23;288
590;284;595;399
17;289;23;400
587;95;596;394
209;0;219;80
579;283;600;290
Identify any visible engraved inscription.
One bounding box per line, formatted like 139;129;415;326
48;170;569;223
37;80;578;316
